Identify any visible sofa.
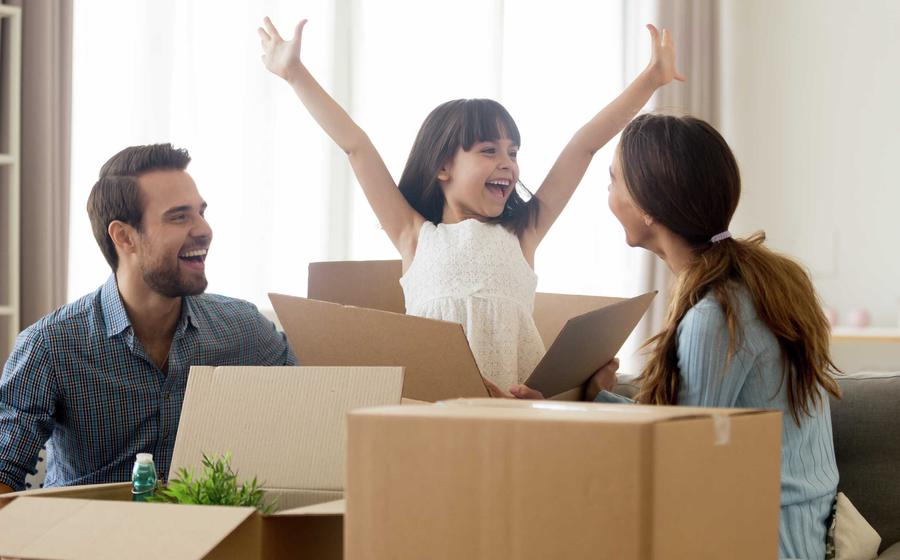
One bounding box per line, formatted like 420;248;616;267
830;371;900;558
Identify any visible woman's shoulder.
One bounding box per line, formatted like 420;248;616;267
679;285;772;349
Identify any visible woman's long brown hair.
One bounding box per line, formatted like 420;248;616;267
620;114;840;424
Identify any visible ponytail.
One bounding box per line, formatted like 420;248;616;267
636;232;842;424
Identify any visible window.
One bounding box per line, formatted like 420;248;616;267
70;0;648;370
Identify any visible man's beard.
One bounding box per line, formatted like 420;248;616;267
140;254;207;298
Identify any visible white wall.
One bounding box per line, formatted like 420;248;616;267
720;0;900;327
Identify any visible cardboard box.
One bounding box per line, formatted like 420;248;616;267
346;399;782;560
0;365;403;559
271;260;653;401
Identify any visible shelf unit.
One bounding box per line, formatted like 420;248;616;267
0;5;21;364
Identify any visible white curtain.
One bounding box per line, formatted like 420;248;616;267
69;0;337;306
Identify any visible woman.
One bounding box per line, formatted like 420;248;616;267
514;114;841;559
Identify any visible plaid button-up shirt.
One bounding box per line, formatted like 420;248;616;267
0;275;296;490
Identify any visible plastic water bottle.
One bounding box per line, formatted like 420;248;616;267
131;453;157;502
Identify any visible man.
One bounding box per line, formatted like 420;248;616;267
0;144;296;493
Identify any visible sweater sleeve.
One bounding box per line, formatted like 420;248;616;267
592;390;635;404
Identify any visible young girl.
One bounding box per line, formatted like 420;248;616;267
258;18;683;391
517;114;841;558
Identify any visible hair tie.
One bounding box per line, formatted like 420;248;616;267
710;231;732;243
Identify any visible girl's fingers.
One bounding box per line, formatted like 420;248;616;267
661;28;671;46
263;16;283;42
293;19;308;42
257;27;270;42
646;23;660;42
674;71;687;82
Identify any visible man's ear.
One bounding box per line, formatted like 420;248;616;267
108;220;139;259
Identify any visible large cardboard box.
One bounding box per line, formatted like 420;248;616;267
346;399;782;560
272;260;653;401
0;365;403;559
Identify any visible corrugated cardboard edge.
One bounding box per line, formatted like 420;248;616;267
274;499;345;517
361;400;778;427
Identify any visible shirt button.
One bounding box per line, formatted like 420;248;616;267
164;392;170;400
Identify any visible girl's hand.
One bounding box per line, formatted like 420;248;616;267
644;24;686;88
485;377;544;400
258;17;307;82
509;384;545;400
483;377;515;399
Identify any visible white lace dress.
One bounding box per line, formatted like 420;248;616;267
400;219;546;389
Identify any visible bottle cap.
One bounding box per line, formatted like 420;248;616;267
135;453;154;465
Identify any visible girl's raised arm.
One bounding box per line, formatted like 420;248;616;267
259;18;424;260
522;24;684;253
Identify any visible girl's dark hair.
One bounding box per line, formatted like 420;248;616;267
398;99;538;235
620;114;840;424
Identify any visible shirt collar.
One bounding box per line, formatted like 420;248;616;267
179;295;200;334
101;274;201;338
101;275;132;338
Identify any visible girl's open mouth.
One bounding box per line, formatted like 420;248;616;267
486;179;511;199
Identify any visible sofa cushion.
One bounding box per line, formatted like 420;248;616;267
831;371;900;554
832;491;881;560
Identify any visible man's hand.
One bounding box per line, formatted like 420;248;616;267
585;358;620;401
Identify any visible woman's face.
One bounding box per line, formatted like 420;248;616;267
608;147;651;248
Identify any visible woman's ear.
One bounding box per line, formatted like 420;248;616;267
642;212;654;227
108;220;138;257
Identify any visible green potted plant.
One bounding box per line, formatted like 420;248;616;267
148;452;276;514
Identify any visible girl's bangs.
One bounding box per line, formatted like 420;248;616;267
458;100;521;149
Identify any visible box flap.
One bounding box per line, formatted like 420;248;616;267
269;294;489;402
308;260;405;313
170;365;404;492
525;291;657;397
0;496;255;559
531;292;625;346
307;260;627;346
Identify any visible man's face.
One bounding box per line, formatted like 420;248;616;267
132;170;212;297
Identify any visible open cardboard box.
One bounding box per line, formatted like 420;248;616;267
271;260;654;402
345;398;783;560
0;365;404;559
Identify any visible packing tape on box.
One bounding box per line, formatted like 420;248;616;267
712;414;731;445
